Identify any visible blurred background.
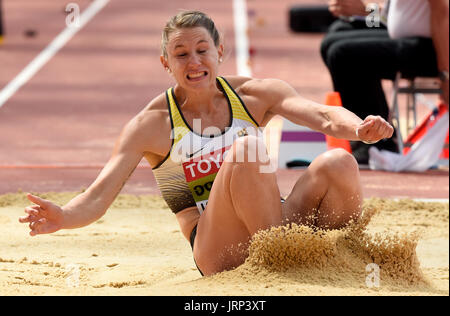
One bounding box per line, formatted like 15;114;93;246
0;0;447;198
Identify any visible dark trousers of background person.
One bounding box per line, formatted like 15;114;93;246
320;19;439;158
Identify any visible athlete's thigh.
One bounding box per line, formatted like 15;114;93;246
281;149;362;228
280;166;326;227
193;160;282;275
193;162;253;275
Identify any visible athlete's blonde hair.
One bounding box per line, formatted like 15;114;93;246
161;10;221;58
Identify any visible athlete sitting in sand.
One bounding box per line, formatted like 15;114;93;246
19;11;393;276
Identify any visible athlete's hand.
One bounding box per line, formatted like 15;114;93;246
356;115;394;144
19;193;65;236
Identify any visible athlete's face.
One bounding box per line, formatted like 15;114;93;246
161;27;223;90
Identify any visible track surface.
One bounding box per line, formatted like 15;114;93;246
0;0;448;199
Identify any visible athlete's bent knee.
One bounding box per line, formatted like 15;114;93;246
319;148;359;179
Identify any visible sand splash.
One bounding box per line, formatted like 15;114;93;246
215;207;427;291
2;193;447;295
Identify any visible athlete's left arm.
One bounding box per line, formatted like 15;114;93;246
254;78;393;142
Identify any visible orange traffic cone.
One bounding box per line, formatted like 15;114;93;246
324;92;352;153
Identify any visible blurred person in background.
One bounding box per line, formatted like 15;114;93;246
320;0;448;164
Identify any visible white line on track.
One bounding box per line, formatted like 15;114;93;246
0;0;110;109
232;0;252;77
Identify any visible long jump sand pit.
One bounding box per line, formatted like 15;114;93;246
0;193;448;296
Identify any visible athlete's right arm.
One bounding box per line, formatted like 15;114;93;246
19;96;169;236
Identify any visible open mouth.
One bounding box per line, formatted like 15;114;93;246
187;71;208;81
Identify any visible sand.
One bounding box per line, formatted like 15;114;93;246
0;193;448;296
